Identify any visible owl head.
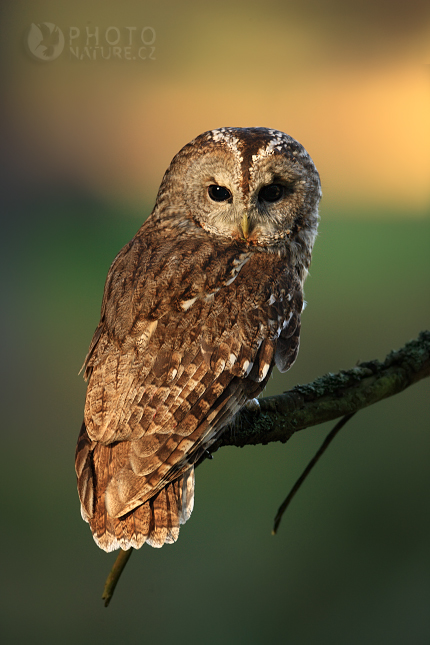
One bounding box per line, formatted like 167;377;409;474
154;127;321;266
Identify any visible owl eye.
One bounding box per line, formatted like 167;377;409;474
208;185;232;202
259;184;284;203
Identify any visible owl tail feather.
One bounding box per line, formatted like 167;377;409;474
90;468;195;552
75;423;195;552
87;468;194;552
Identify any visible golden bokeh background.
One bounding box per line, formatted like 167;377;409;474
1;1;430;210
1;2;429;644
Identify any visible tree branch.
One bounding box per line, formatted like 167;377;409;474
210;330;430;453
101;331;429;605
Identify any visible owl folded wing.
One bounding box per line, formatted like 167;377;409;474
79;246;301;519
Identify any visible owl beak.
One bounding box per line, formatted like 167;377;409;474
241;212;250;239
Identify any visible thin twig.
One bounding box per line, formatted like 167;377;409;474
272;412;356;535
102;548;134;607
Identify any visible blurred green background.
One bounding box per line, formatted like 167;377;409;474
1;2;429;644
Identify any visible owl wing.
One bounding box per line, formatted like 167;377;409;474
76;228;302;548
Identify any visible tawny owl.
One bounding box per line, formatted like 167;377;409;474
75;127;321;552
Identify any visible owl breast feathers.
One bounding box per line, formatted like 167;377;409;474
75;127;321;552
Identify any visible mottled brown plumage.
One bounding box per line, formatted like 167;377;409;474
75;127;321;551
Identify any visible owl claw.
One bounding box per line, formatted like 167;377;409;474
243;398;261;413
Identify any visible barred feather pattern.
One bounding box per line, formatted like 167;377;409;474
75;127;320;551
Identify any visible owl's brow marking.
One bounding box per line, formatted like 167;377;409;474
210;128;243;161
237;130;276;194
209;127;306;197
257;131;287;157
251;131;309;164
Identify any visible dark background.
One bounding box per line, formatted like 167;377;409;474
1;2;429;643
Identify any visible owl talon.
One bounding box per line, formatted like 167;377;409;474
244;398;261;413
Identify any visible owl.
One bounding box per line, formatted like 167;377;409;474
75;127;321;552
